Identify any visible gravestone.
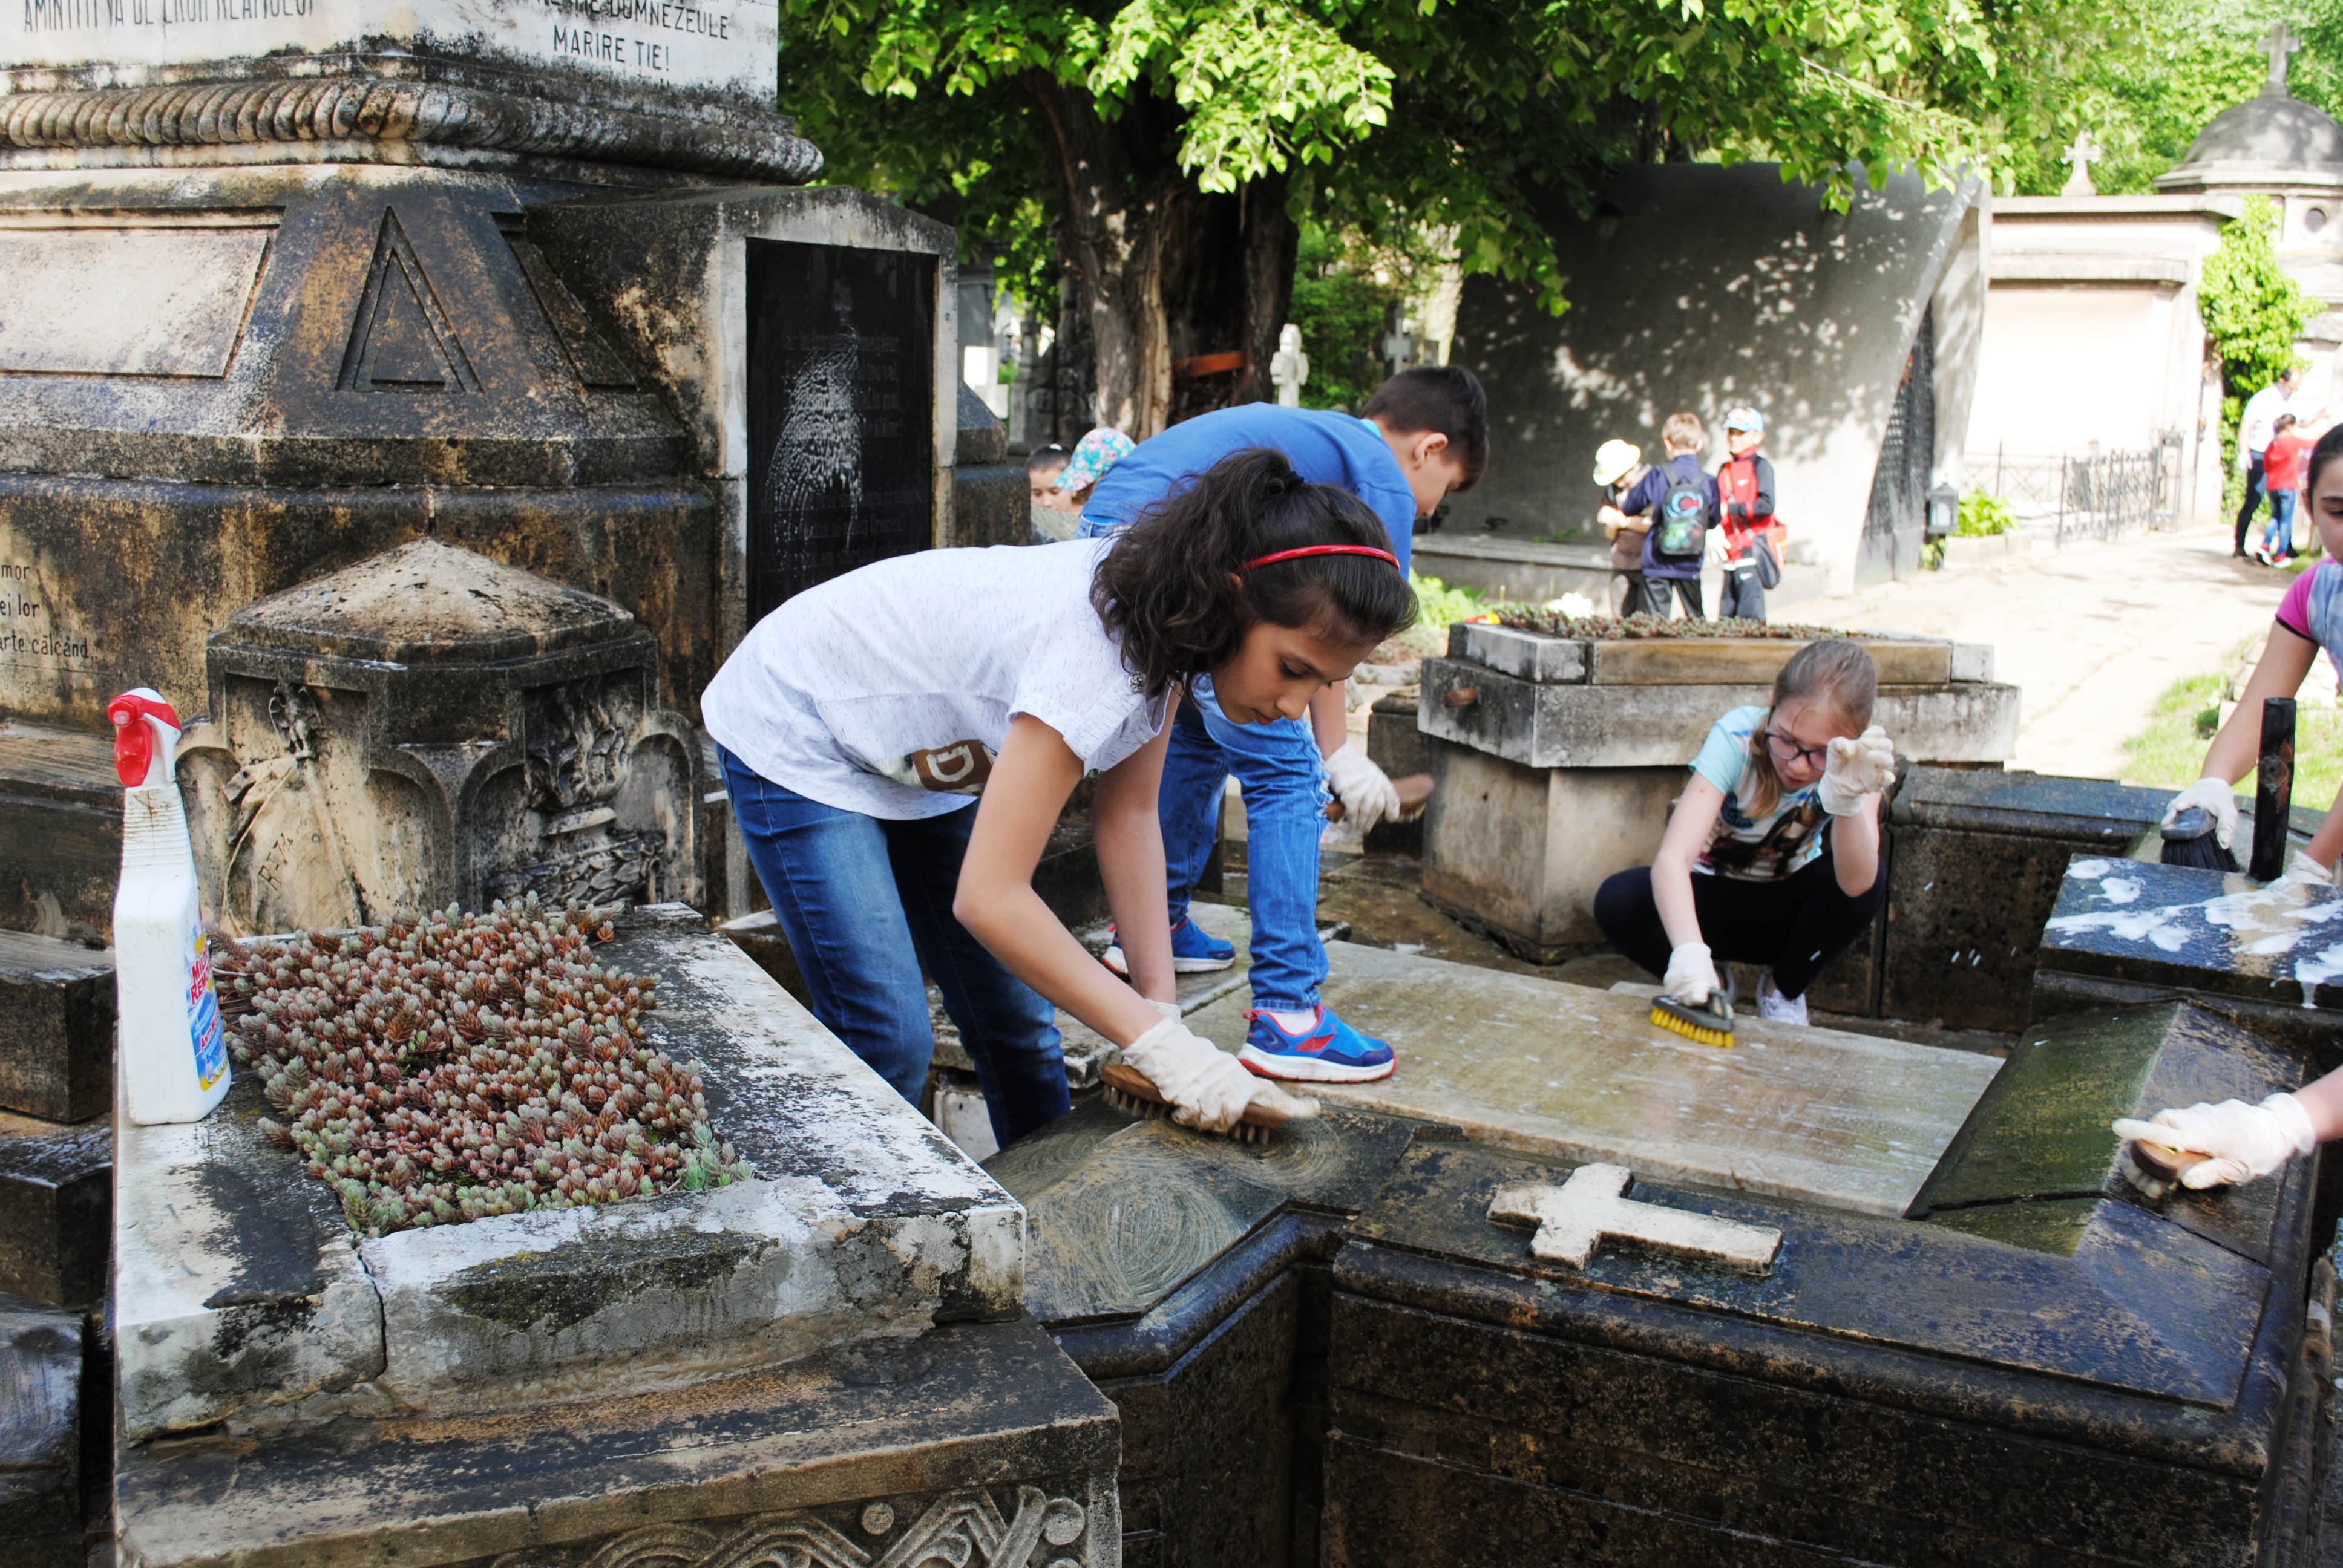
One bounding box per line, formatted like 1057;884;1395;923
114;906;1122;1564
1415;621;2017;959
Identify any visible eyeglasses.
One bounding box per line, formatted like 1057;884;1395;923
1763;730;1829;769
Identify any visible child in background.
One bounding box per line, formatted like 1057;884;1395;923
1620;412;1717;618
1714;407;1778;621
1029;428;1135;515
1593;439;1651;616
1594;641;1897;1026
1081;368;1487;1083
2261;414;2312;566
703;451;1412;1145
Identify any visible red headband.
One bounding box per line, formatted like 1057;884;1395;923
1242;544;1402;572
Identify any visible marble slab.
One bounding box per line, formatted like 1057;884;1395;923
2040;856;2343;1008
1181;942;2002;1217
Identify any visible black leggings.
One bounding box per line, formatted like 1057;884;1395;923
1594;851;1885;1000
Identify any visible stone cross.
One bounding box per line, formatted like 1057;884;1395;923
2263;21;2304;99
1270;322;1311;407
1381;321;1415;378
2060;130;2103;198
1487;1163;1783;1273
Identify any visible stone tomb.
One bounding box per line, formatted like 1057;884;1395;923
1416;621;2018;959
2036;855;2343;1068
113;906;1119;1566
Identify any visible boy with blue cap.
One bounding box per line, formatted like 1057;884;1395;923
1714;405;1778;622
1079;367;1487;1083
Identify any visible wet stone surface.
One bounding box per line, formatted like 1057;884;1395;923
2039;857;2343;1009
114;905;1021;1438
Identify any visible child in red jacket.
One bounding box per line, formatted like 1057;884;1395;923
1715;407;1778;620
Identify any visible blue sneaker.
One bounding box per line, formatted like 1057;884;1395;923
1240;1005;1397;1083
1101;916;1237;976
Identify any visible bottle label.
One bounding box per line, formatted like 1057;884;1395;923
185;927;227;1091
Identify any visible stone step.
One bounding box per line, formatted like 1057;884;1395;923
0;931;113;1124
0;1110;111;1308
0;724;120;950
0;1294;87;1568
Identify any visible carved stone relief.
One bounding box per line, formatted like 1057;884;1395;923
482;1486;1096;1568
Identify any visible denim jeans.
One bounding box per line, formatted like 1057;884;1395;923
719;746;1069;1149
1158;684;1329;1011
2266;488;2298;557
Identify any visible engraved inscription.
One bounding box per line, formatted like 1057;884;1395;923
0;564;90;668
483;1486;1094;1568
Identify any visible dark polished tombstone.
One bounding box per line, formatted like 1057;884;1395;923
2035;856;2343;1069
745;240;937;627
986;1098;1432;1567
1319;1000;2323;1566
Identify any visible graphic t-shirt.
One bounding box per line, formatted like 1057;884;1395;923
1688;705;1829;882
702;538;1168;819
1080;405;1417;572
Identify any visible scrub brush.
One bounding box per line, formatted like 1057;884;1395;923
1100;1062;1317;1145
1650;991;1734;1047
2159;806;2239;872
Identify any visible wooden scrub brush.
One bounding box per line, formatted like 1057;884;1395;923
1101;1062;1319;1145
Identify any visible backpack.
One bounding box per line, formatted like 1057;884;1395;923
1652;463;1709;560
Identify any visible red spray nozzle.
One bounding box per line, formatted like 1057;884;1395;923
108;690;182;788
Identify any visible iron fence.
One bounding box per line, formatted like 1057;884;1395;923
1965;440;2181;544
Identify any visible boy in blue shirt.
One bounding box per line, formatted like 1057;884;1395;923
1081;367;1487;1082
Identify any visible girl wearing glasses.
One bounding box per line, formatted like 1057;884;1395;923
1594;639;1898;1025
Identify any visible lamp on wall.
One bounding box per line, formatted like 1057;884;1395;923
1926;483;1961;542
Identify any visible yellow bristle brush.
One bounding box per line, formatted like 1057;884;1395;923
1650;991;1734;1047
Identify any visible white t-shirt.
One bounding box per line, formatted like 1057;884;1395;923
702;538;1167;820
2240;384;2310;457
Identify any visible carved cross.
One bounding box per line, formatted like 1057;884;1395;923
2264;21;2304;99
1487;1163;1783;1273
2060;130;2103;198
1380;322;1415;377
1269;322;1311;408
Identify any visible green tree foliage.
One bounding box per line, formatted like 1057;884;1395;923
779;0;2053;436
2198;195;2319;470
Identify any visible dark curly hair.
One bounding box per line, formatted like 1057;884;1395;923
1090;448;1420;702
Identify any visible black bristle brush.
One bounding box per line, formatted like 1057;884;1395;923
2160;806;2240;872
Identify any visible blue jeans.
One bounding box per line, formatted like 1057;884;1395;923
2265;488;2298;557
1159;685;1329;1011
720;747;1069;1149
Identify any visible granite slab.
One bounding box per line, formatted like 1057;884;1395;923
1180;943;2001;1217
116;1316;1121;1568
113;905;1024;1438
0;1108;107;1307
0;930;111;1123
0;1294;83;1567
2039;857;2343;1009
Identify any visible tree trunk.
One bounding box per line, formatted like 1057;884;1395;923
1021;71;1299;440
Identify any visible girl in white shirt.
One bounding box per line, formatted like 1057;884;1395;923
702;449;1418;1146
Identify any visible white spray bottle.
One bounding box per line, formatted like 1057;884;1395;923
110;688;230;1125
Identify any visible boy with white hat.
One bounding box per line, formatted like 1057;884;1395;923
1715;406;1778;622
1593;439;1651;615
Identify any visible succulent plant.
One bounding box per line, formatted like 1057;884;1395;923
217;895;756;1238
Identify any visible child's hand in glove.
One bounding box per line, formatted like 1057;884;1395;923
1120;1015;1258;1133
2281;851;2336;892
2161;776;2240;850
1663;941;1720;1006
1817;726;1896;816
1324;744;1402;834
2112;1094;2318;1189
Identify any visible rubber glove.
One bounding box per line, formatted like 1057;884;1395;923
2161;776;2240;851
1324;744;1402;835
1119;1014;1256;1133
2112;1094;2318;1189
1817;725;1896;816
2281;851;2336;892
1663;942;1720;1006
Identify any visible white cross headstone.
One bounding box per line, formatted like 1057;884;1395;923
1487;1163;1783;1273
1270;322;1311;408
2060;130;2103;198
1380;322;1415;379
2263;21;2304;99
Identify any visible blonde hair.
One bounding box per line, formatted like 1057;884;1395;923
1742;639;1879;818
1662;411;1706;452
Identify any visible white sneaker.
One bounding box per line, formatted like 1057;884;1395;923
1755;971;1807;1026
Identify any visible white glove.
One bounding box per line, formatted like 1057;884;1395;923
2282;851;2336;892
1119;1015;1259;1134
1663;942;1720;1006
1817;725;1896;816
1323;744;1402;835
1146;998;1183;1022
2163;776;2241;851
2112;1093;2318;1190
